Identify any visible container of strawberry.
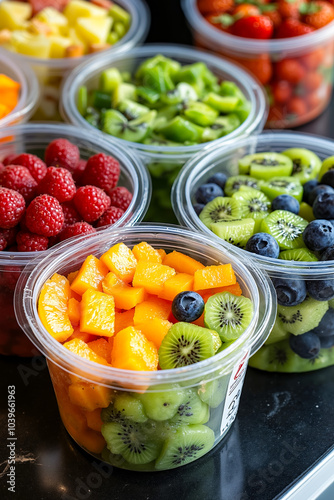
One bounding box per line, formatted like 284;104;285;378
0;123;150;356
183;0;334;128
14;224;276;470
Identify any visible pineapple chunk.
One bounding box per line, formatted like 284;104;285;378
11;31;51;58
0;2;32;31
36;8;69;35
49;36;72;58
69;27;87;50
64;0;108;25
75;16;112;45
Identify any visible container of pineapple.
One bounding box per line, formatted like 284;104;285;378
0;0;150;120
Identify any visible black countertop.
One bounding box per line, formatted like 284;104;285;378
1;1;334;499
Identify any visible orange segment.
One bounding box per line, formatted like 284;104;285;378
71;255;109;296
162;251;205;274
132;261;176;295
80;289;115;337
63;338;110;366
112;326;159;371
114;309;135;333
137;319;172;349
87;338;112;364
199;282;242;302
159;273;194;301
67;297;81;327
38;273;73;342
133;297;172;324
86;408;103;432
69;382;112;411
100;243;137;282
193;264;236;291
132;242;162;263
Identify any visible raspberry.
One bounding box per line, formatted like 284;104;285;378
38;166;76;202
16;231;49;252
58;221;96;242
0;227;18;247
3;154;17;166
0;165;37;202
80;153;120;191
25;194;64;237
107;186;133;211
96;206;124;228
0;187;25;229
61;201;82;227
0;235;7;251
12;153;47;182
44;138;80;173
72;159;87;183
73;186;111;222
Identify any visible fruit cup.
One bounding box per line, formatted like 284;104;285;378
60;44;267;223
0;123;150;357
14;224;275;470
182;0;334;129
0;0;150;121
173;131;334;373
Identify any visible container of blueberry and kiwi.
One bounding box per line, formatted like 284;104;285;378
60;44;268;223
14;224;276;471
173;131;334;373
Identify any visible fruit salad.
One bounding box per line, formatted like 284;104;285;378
0;73;20;121
37;241;255;470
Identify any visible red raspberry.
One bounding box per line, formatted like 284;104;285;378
72;159;87;183
58;221;96;242
0;235;7;251
0;165;37;202
38;167;76;202
0;187;25;229
80;153;120;191
0;227;18;247
107;186;132;211
73;186;111;223
44;138;80;173
25;194;64;237
232;15;274;39
96;206;124;228
16;231;49;252
61;201;82;227
12;153;47;182
276;19;314;37
3;154;17;166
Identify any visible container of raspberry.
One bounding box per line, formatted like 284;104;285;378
0;123;151;357
173;131;334;373
14;224;276;470
182;0;334;129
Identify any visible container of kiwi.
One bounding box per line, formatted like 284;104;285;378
14;224;276;471
173;131;334;373
60;44;268;224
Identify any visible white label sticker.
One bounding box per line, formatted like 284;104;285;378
220;350;250;436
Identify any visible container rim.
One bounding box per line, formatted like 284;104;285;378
60;43;268;160
182;0;334;54
14;224;276;388
172;130;334;276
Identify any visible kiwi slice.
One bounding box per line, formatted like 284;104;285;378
155;424;215;470
260;176;303;202
160;82;198;105
319;155;334;181
137;384;186;421
204;292;254;342
298;202;315;222
264;318;289;345
157;116;204;143
279;248;318;262
282;148;321;185
102;109;156;142
277;296;328;335
201;114;241;142
232;189;271;232
183;101;218;126
113;393;148;423
171;388;210;425
261;210;308;250
210;218;255;248
112;83;136;107
238;153;293;180
199;197;242;228
117;99;150;120
224;175;261;196
197;374;230;408
159;323;215;369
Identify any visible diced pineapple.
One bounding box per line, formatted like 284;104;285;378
11;31;51;58
36;8;69;35
0;2;32;31
49;36;73;58
75;16;112;45
64;0;108;25
69;27;87;51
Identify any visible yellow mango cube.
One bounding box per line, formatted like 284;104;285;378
109;286;145;310
80;289;115;337
67;297;81;327
137;319;172;349
193;263;236;291
163;251;205;274
132;242;162;263
69;382;111;411
112;326;158;371
133;297;171;324
100;243;137;283
132;261;176;295
63;338;110;365
71;255;109;296
159;273;194;301
75;16;112;45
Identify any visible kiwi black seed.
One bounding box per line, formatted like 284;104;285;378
224;175;261;196
199;196;242;227
238;152;293;179
261;210;308;250
277;297;329;335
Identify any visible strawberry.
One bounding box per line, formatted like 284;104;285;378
232;15;274;39
197;0;234;15
287;97;308;116
304;71;323;92
302;1;334;29
276;18;314;37
271;80;292;104
275;58;306;84
28;0;69;15
235;54;273;84
278;0;304;19
263;8;282;29
301;48;325;69
233;4;261;18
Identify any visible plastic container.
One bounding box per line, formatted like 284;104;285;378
173;131;334;373
0;123;151;357
14;224;276;470
182;0;334;129
0;52;38;128
0;0;150;121
60;44;268;223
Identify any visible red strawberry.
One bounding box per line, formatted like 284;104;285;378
0;187;25;229
276;18;314;37
45;138;80;173
16;231;49;252
302;1;334;29
73;185;111;223
275;58;306;84
80;153;120;191
107;186;132;211
235;54;273;84
28;0;69;15
287;97;308;116
58;222;96;242
197;0;234;15
25;194;64;237
271;80;292;104
263;8;282;29
0;165;37;202
233;4;261;18
278;0;304;19
37;166;76;202
232;15;274;39
12;153;47;182
95;206;125;228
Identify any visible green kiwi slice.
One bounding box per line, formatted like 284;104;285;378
197;374;230;408
277;296;328;335
112;82;136;107
201;114;241;142
260;176;303;202
210;218;255;248
298;202;315;223
113;393;148;423
183;101;218;126
232;189;271;232
238;152;293;180
199;197;242;228
155;424;215;470
204;291;254;342
264;317;289;345
137;384;186;421
171;388;210;425
102;109;156;142
278;248;318;262
260;210;308;250
282;148;321;185
158;323;215;369
318;155;334;181
224;175;261;196
117;99;150;120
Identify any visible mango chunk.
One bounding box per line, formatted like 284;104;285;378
102;271;125;292
80;289;115;337
132;242;162;263
100;243;137;283
159;273;194;301
67;297;81;327
137;319;172;349
86;408;103;432
63;338;110;365
87;338;112;364
67;327;94;344
199;282;242;302
133;297;171;324
69;382;111;411
193;264;236;291
112;326;159;371
132;261;176;295
71;255;109;296
107;285;145;310
157;248;166;260
114;309;135;334
162;251;205;274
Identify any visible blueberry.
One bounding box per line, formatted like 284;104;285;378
271;195;300;215
312;308;334;337
302;219;334;252
320;245;334;261
289;332;321;359
306;279;334;301
193;203;205;216
313;192;334;220
303;179;318;203
319;335;334;349
308;184;334;206
195;183;224;204
271;277;306;307
172;291;205;322
245;233;280;259
320;169;334;189
207;172;227;190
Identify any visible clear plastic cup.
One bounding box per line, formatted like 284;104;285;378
0;123;151;357
14;224;276;471
173;131;334;373
182;0;334;129
60;44;268;223
0;0;150;121
0;52;38;128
